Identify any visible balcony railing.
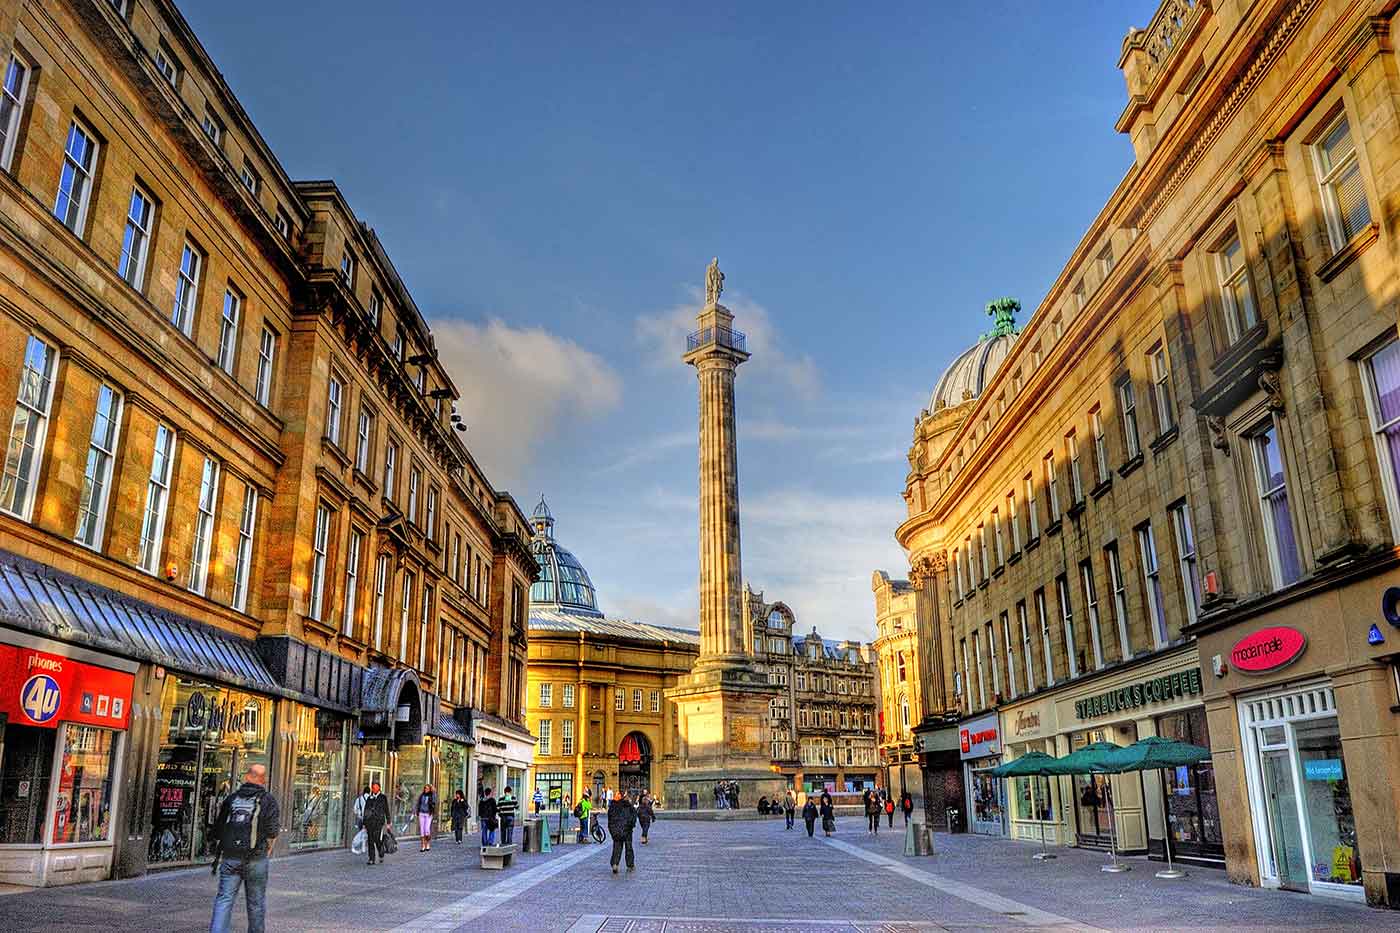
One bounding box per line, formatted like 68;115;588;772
686;325;747;354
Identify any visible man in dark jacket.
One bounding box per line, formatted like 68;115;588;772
210;763;280;933
607;792;638;874
801;798;818;837
478;788;498;846
361;781;391;865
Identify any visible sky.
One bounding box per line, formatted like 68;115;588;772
183;1;1160;641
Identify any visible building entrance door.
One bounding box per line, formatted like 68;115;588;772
1260;746;1308;892
618;732;651;797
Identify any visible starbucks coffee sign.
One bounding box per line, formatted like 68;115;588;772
1074;667;1203;720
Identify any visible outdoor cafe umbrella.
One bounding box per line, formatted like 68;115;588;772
1046;742;1129;873
990;751;1061;861
1099;737;1212;880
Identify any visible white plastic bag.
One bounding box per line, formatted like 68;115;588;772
351;828;367;855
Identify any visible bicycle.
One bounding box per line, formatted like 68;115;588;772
589;813;606;844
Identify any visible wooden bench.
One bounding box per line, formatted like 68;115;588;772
479;843;518;869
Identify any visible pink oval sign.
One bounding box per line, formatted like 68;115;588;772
1230;626;1306;674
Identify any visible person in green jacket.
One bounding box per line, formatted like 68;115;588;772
575;792;592;843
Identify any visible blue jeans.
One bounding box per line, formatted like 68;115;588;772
211;855;268;933
481;826;496;846
500;815;514;845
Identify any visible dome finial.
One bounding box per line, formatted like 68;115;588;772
531;495;554;539
983;297;1020;340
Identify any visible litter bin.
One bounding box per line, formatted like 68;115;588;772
688;792;698;810
523;817;542;852
944;807;963;833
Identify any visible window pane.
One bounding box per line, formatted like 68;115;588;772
51;725;119;844
1332;161;1370;241
1318;118;1355;174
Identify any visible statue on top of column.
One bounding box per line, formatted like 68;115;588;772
705;257;725;307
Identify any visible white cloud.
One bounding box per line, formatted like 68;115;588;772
635;290;821;400
433;317;622;484
596;430;693;474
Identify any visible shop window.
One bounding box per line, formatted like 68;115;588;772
50;724;119;844
289;706;346;850
1155;708;1221;857
0;724;55;843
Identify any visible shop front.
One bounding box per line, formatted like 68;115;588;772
427;701;474;833
998;694;1063;847
959;712;1004;836
470;712;535;820
0;633;137;887
287;704;349;851
912;719;964;832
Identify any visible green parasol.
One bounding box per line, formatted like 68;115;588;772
1099;736;1210;773
1044;741;1120;775
991;751;1062;860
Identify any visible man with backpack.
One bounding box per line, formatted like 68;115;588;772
210;763;280;933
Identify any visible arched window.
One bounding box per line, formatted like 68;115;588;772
899;692;910;731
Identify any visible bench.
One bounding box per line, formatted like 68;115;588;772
479;843;518;870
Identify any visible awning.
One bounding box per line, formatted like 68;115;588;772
0;550;279;695
429;709;475;745
360;666;424;744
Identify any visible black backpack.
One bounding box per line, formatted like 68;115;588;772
219;787;265;857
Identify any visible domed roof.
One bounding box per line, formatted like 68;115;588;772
928;298;1020;412
529;497;603;617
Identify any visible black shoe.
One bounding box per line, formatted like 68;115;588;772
612;865;619;874
627;865;635;872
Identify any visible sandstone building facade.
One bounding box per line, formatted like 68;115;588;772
893;0;1400;907
0;0;533;887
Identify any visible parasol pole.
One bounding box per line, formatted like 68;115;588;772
1031;773;1056;861
1101;771;1130;873
1156;767;1187;879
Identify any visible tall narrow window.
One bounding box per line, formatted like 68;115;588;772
973;630;986;709
138;424;176;572
1024;473;1039;538
563;683;575;708
1090;406;1109;485
650;690;661;713
964;537;974;589
370;289;384;328
342;530;363;637
201;111;222;146
239;162;259;197
1072;280;1087;311
171;242;202;335
1066;431;1083;503
540;683;553;707
216;288;240;374
408;467;421;522
1215;233;1256;341
325;376;343;445
1017;601;1035;693
254;326;276;406
273;208;291;240
418;585;432;670
1097;242;1115;277
1001;610;1017;700
561;719;575;755
986;621;1000;699
1079;560;1104;670
340;251;356;289
1137;522;1169;649
384;442;398;502
1170;502;1200;627
1035;588;1055;686
75;384;122;549
959;638;971;708
1251;423;1302;587
451;533;462;585
1150;347;1175;434
633;688;643;712
615;688;624;711
355;408;372;472
2;335;57;519
372;554;389;650
537;720;551;756
978;524;989;579
1313;113;1371;251
308;504;331;621
117;186;154;289
1119;379;1141;459
1365;340;1400;539
425;487;438;542
0;55;30;171
399;570;415;662
1105;543;1132;662
54;122;98;235
232;484;257;612
952;551;962;600
1008;491;1020;551
1044;453;1060;522
1056;575;1078;678
188;457;219;594
154;46;179;86
992;509;1004;565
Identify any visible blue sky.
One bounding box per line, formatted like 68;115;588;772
184;1;1159;639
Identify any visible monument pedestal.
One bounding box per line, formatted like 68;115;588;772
663;661;785;811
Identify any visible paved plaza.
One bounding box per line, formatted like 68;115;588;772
1;819;1393;932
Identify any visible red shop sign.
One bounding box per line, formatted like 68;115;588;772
1230;626;1307;674
0;644;134;729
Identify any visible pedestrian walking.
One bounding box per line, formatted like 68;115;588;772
450;790;470;844
416;783;437;851
209;763;280;933
533;787;544;814
498;786;518;845
885;794;896;828
607;792;638;874
361;781;390;865
638;793;655;844
783;788;796;830
479;787;498;846
352;785;369;829
900;791;914;826
801;798;818;837
575;792;591;843
866;790;881;835
819;791;835;837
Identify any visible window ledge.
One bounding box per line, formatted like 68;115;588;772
1316;222;1378;283
1149;426;1179;455
352;468;378;496
1067;501;1086;521
1024;535;1041;553
1117;453;1145;479
303;614;337;640
338;632;367;653
1008;551;1023;566
978;578;990;590
321;436;352;469
1044;519;1063;537
992;565;1005;579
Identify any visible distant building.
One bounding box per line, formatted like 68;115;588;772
871;571;927;808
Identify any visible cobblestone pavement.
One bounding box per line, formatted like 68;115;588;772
2;819;1397;931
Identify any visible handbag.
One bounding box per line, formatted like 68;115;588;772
350;828;367;855
382;828;398;855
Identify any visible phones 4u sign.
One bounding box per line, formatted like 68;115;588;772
0;644;134;729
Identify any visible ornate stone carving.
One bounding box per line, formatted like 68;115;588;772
705;257;725;306
1259;370;1284;411
1205;415;1230;456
